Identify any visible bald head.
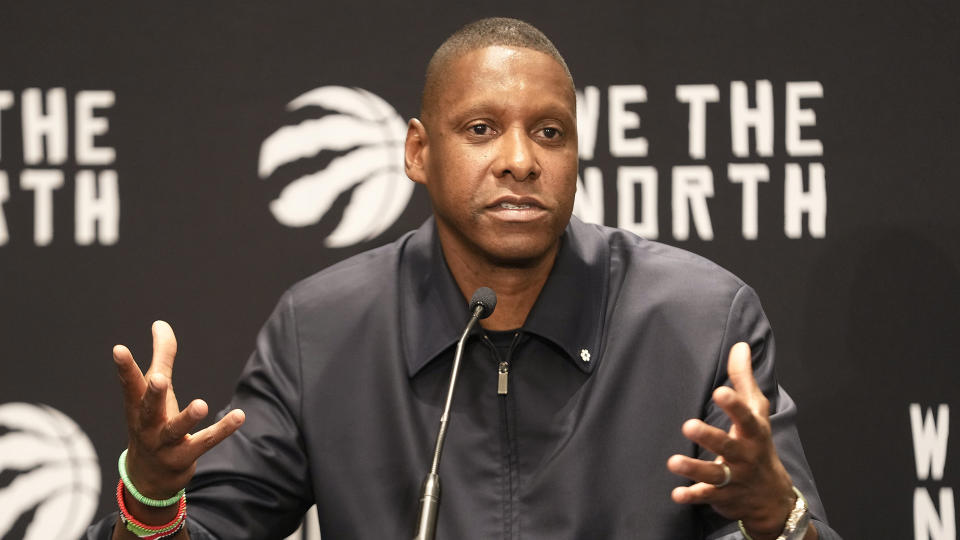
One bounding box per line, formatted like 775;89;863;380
420;17;574;123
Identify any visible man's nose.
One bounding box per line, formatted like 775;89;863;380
495;128;541;182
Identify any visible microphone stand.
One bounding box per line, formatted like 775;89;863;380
412;303;486;540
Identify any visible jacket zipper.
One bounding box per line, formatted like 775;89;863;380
483;332;522;539
493;332;521;395
498;361;509;394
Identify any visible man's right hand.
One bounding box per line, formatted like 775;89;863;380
112;321;245;534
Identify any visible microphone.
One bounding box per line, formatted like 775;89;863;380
469;286;497;320
413;287;497;540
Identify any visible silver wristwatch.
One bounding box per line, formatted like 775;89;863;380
738;486;810;540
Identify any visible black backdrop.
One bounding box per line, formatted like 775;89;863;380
1;2;958;538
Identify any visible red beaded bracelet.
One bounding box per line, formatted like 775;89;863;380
139;521;184;540
116;479;187;538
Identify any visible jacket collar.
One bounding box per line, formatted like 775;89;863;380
399;216;609;377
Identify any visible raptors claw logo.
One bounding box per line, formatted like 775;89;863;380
258;86;413;248
0;402;101;539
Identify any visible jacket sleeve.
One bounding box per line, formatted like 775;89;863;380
701;285;843;540
181;290;314;538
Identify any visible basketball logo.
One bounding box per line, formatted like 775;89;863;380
258;86;413;248
0;402;101;539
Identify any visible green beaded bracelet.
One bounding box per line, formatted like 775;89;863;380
118;449;185;507
125;517;182;537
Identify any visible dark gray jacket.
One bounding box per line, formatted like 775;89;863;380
89;217;841;539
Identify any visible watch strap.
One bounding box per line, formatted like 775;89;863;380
738;486;810;540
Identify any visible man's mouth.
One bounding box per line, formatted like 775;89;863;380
486;197;547;223
499;202;532;210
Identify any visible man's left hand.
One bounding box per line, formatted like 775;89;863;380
666;342;807;540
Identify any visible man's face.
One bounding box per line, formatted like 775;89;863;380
406;45;578;268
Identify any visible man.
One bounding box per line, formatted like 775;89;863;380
89;17;841;540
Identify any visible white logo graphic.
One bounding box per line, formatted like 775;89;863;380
0;402;101;539
258;86;413;248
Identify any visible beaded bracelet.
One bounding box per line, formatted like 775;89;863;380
143;521;184;540
118;449;185;507
116;479;187;539
128;520;184;540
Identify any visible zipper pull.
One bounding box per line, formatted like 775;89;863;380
497;361;509;395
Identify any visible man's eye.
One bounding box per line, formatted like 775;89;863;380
542;127;560;139
470;124;490;135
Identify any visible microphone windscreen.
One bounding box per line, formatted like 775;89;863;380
470;287;497;319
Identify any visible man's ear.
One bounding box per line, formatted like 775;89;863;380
405;118;428;185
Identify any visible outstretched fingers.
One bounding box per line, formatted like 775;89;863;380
713;386;764;441
111;322;249;503
140;373;170;429
160;399;209;445
667;453;732;487
149;320;178;379
680;419;746;462
725;342;763;406
113;345;146;406
714;342;772;446
668;342;795;529
185;409;246;457
671;479;725;505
